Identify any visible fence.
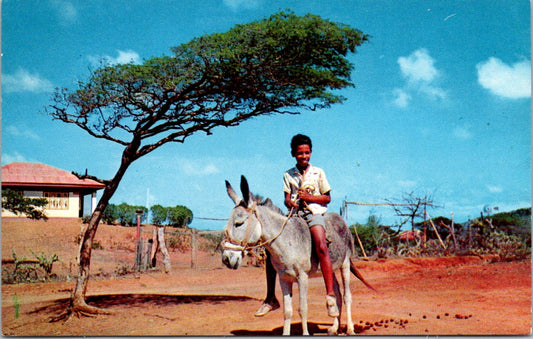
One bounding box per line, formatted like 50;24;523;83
136;226;224;271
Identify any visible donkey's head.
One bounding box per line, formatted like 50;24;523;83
221;176;262;270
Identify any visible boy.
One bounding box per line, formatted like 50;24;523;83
254;134;339;318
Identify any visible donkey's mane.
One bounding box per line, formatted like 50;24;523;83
251;194;284;215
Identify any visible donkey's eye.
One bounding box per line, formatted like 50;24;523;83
235;220;245;227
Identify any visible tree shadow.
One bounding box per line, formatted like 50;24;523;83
29;293;258;315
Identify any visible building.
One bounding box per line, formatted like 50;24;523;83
1;162;105;218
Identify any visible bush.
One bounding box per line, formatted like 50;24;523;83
2;250;60;284
1;189;48;220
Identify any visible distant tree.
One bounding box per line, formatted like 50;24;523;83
150;204;167;225
116;203;136;226
1;189;48;221
102;203;118;225
490;211;525;227
47;11;368;319
352;216;381;254
386;191;437;232
168;205;193;228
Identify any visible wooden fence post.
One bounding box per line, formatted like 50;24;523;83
141;238;151;270
191;229;198;269
158;226;171;273
426;212;446;249
150;228;159;267
352;226;368;260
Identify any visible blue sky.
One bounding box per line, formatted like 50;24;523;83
2;0;531;230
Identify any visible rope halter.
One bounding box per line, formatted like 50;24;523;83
222;205;295;255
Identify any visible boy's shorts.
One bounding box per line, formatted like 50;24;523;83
297;209;326;231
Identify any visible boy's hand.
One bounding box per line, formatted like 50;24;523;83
288;201;300;209
297;188;312;202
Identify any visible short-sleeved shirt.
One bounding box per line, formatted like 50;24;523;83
283;164;331;215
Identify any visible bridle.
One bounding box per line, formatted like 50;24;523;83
222;205;295;255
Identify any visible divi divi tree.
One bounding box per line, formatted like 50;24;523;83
47;11;368;319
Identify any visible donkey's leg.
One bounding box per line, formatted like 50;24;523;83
279;277;293;336
327;272;341;335
297;273;310;335
341;258;355;335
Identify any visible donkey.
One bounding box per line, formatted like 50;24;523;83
221;176;373;335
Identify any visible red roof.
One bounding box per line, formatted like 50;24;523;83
1;162;106;190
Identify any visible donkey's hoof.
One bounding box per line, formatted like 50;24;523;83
327;327;338;336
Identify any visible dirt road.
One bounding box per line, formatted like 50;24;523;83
2;256;531;336
1;218;531;336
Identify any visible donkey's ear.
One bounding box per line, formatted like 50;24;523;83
226;180;242;205
240;175;252;206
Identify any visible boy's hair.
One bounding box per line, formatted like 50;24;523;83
290;134;312;156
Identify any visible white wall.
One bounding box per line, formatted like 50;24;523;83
1;190;81;218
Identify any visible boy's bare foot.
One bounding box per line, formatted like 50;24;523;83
254;300;280;317
326;295;339;317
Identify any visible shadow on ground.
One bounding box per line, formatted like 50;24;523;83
29;293;257;315
231;322;362;336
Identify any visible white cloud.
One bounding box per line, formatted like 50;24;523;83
5;125;40;141
1;152;32;165
453;125;473;140
223;0;262;11
392;88;411;108
51;0;78;25
398;48;439;83
88;50;141;67
2;68;54;93
419;84;447;100
486;185;503;193
393;48;447;107
180;159;220;176
476;57;531;99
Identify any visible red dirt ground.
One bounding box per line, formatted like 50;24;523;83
1;218;531;336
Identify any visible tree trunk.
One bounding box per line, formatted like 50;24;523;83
51;140;139;321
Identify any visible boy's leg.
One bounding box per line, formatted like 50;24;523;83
254;250;280;316
309;224;339;317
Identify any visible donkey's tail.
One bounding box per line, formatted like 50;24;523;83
350;258;377;292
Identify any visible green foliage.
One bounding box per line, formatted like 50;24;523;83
48;12;368;153
149;204;194;227
167;205;193;228
117;203;137;226
1;189;48;221
2;251;36;284
103;203;147;226
2;250;60;284
29;249;59;275
102;203;119;224
150;204;167;225
175;11;370;110
490;211;525;227
13;296;20;319
351;214;389;255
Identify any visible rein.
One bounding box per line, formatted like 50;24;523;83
223;205;296;254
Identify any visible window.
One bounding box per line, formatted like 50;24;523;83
44;192;69;210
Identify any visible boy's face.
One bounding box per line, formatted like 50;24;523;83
293;144;312;169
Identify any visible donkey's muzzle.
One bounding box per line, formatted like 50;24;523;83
222;249;242;270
